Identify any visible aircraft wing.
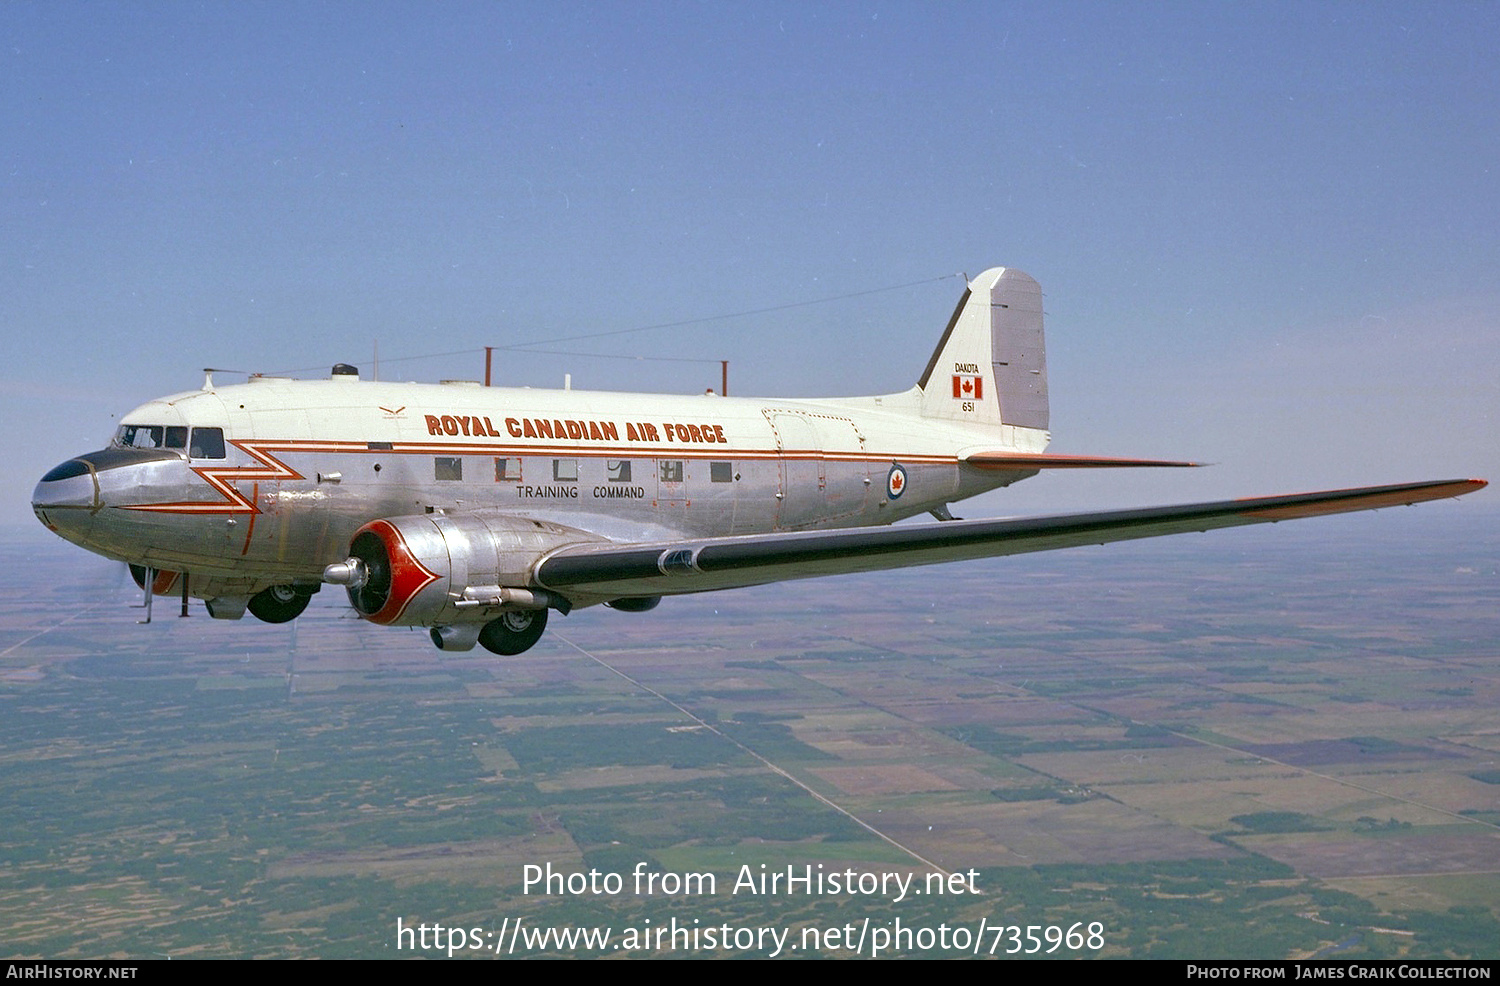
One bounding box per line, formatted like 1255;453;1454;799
534;479;1485;601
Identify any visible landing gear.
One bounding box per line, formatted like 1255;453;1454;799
248;584;313;624
478;608;548;655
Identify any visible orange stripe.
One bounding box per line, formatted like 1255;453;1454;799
116;438;965;515
240;482;258;554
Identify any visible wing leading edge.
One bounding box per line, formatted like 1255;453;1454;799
534;479;1486;602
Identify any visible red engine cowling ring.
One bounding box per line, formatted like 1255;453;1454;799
346;519;442;625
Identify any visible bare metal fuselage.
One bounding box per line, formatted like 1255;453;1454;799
34;377;1042;595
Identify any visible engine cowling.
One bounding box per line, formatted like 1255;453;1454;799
338;513;603;626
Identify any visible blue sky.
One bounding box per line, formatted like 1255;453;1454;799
4;1;1496;523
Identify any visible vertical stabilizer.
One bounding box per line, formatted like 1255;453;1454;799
917;267;1048;432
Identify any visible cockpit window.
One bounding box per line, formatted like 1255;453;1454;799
114;424;226;458
116;424;164;449
189;428;226;459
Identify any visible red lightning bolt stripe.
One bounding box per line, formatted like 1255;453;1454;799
120;441;305;515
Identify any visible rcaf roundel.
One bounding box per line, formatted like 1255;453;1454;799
952;374;982;400
886;463;907;500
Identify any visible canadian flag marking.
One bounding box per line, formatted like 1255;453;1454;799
952;374;982;400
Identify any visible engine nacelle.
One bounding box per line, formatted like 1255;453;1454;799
604;596;661;612
336;513;603;626
430;624;482;651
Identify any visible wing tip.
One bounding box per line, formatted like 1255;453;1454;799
1240;477;1488;521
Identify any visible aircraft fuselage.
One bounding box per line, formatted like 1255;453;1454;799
33;375;1044;588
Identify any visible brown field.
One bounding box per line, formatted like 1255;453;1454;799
1244;831;1500;879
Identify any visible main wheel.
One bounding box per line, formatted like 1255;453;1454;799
248;584;311;624
478;609;548;655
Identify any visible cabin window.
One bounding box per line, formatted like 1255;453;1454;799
710;461;733;483
659;460;684;483
165;426;188;450
435;457;463;481
552;459;578;482
495;457;522;482
189;427;225;459
607;460;632;482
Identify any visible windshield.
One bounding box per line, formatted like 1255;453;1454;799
113;424;226;459
116;424;165;449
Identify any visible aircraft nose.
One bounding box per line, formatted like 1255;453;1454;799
33;458;98;535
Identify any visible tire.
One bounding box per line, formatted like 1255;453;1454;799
478;608;548;655
247;584;311;624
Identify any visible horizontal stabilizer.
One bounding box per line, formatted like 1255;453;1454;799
534;479;1486;602
965;451;1202;469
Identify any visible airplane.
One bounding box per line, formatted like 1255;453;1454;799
32;267;1485;656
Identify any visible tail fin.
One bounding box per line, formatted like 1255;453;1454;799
917;267;1048;432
